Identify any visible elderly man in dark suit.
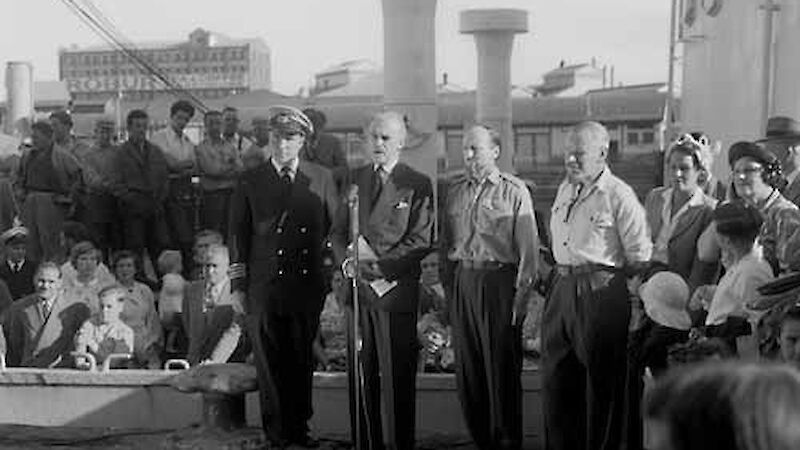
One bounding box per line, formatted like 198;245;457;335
331;111;435;450
229;106;338;448
2;262;90;367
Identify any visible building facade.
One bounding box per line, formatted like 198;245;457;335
58;28;271;102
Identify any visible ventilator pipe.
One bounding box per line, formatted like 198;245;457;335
165;359;191;371
102;353;132;372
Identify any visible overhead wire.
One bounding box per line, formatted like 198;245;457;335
57;0;208;112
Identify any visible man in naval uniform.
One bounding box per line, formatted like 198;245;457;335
229;106;338;448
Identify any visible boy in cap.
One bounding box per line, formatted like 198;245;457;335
230;105;338;447
0;226;38;301
691;201;774;357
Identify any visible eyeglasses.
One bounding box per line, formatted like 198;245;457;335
732;166;764;177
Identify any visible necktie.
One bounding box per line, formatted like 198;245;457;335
372;166;385;206
40;300;51;320
280;166;292;185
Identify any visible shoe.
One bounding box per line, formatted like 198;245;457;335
290;434;320;448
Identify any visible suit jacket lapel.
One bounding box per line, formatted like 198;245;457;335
785;177;800;206
647;191;666;240
670;206;703;242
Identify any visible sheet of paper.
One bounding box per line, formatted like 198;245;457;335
357;236;378;261
369;279;398;298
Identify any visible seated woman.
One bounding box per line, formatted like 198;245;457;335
74;285;134;369
112;250;162;369
182;243;244;366
59;221;114;284
690;201;774;358
62;241;117;312
644;135;718;288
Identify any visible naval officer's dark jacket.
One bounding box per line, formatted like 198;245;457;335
229;159;338;316
331;163;435;313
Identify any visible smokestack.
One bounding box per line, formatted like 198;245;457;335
603;65;607;88
4;62;34;136
610;66;615;88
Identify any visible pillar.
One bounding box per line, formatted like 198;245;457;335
460;9;528;173
381;0;441;181
771;0;800;119
4;62;34;136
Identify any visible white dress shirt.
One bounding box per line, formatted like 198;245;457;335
550;168;652;267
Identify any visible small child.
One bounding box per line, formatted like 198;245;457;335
159;273;187;358
630;271;692;377
74;285;134;369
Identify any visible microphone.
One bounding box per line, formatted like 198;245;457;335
348;184;359;241
347;184;359;207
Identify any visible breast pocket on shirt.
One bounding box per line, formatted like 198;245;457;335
477;197;513;232
589;212;614;229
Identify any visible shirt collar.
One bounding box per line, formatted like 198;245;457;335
662;185;705;207
374;158;399;176
760;189;781;213
271;157;300;177
787;169;800;185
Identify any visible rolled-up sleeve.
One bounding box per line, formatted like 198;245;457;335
614;188;652;264
513;187;539;291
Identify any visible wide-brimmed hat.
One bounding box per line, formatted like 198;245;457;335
640;271;692;330
756;116;800;143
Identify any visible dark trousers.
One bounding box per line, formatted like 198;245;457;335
541;269;630;450
121;212;168;269
164;196;195;267
346;306;418;450
201;189;233;238
249;310;319;443
451;264;522;450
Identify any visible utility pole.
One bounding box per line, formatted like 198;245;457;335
760;0;780;134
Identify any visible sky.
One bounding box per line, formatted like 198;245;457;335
2;0;671;97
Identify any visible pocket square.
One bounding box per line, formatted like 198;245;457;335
396;201;410;209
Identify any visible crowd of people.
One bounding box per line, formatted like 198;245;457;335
1;98;800;450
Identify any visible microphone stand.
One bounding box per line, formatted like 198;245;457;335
345;185;372;450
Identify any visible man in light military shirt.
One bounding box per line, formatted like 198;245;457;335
542;121;651;450
441;124;539;450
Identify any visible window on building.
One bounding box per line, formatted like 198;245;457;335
642;131;655;144
627;132;639;145
514;133;535;171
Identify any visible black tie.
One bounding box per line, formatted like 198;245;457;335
372;166;385;206
280;166;292;185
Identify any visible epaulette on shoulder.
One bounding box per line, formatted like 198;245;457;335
498;172;527;189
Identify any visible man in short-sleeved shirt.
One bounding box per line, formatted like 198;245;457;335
151;100;197;264
542;121;651;450
442;124;539;450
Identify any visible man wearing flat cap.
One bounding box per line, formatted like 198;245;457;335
758;116;800;206
80;118;122;255
229;106;338;448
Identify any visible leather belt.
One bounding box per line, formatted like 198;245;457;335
458;260;516;271
555;263;620;276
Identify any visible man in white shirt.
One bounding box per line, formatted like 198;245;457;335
543;121;651;450
150;100;198;266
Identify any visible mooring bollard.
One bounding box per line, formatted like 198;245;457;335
170;363;258;431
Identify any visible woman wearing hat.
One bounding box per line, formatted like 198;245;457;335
644;136;718;288
727;141;800;274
